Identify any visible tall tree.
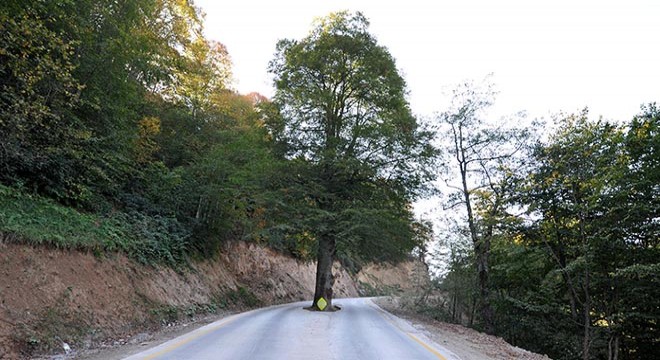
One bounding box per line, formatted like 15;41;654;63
523;111;625;359
514;108;658;359
0;0;82;200
436;105;658;359
268;11;435;311
436;79;530;333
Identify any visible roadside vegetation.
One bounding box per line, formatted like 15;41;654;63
0;1;657;359
426;87;658;360
0;2;427;269
0;184;188;265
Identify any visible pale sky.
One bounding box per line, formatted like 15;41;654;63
195;0;658;270
195;0;659;121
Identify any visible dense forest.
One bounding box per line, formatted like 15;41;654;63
0;1;429;268
433;84;659;360
0;1;657;359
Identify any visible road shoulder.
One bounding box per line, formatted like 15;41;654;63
373;297;551;360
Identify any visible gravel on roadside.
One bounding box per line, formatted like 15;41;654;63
374;297;552;360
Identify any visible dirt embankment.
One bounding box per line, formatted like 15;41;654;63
0;241;366;359
356;258;430;295
0;239;426;359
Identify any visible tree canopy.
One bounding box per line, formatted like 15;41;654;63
268;11;436;310
0;5;434;277
434;100;659;360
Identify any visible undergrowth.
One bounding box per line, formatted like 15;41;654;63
0;184;188;266
146;287;261;327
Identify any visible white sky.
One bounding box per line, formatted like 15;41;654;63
194;0;658;271
195;0;659;121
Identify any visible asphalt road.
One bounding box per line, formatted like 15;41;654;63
123;298;460;360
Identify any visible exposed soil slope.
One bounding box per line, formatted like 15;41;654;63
356;259;430;295
0;241;360;359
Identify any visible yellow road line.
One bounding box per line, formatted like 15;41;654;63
368;300;447;360
140;315;240;360
142;301;447;360
406;332;448;360
138;301;296;359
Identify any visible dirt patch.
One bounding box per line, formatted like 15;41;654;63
222;242;358;302
35;311;232;360
375;297;552;360
356;258;430;296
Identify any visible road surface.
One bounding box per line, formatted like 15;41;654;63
123;298;460;360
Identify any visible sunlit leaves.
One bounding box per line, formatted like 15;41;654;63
267;11;435;266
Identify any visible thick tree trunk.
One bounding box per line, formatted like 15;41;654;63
312;234;336;311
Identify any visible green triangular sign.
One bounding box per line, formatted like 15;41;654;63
317;297;327;311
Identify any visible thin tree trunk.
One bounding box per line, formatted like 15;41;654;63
543;221;581;321
613;336;619;360
195;196;204;220
574;193;591;360
608;334;618;360
460;162;494;334
582;266;591;360
469;296;478;327
477;233;494;334
312;234;336;311
452;291;458;322
550;217;581;321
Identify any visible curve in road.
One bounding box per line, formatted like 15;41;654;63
123;298;460;360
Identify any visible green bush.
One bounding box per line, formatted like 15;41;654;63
0;184;189;265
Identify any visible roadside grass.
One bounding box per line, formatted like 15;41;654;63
145;287;261;328
0;184;188;266
0;184;127;250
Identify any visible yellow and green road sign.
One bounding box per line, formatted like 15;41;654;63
316;297;327;311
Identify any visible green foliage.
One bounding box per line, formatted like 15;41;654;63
437;106;659;359
434;78;533;334
0;0;274;264
0;1;85;203
269;11;436;191
223;287;261;309
3;2;656;355
267;10;436;272
0;184;126;250
1;3;432;276
3;0;192;216
176;121;281;256
0;184;188;266
148;302;221;327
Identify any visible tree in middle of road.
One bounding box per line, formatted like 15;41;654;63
268;11;436;311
